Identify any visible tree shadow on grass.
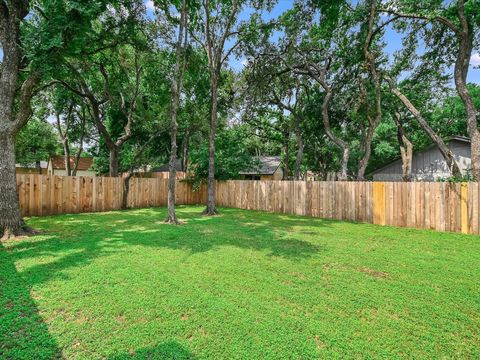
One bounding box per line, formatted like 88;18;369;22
0;242;62;359
0;207;331;357
108;341;193;359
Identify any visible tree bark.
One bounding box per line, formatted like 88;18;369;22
321;83;350;180
394;112;413;182
282;130;290;180
385;77;461;177
181;128;190;173
0;135;30;240
357;2;383;180
303;59;350;180
294;130;304;180
109;147;120;177
204;74;218;215
0;1;38;239
121;173;132;210
453;0;480;180
166;0;187;224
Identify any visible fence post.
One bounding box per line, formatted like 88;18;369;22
373;182;386;226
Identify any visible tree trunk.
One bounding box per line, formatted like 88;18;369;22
386;78;461;177
0;134;30;240
62;139;71;176
357;127;374;180
294;132;304;180
203;75;218;216
181;128;190;173
71;147;83;177
321;87;350;181
283;130;290;180
394;113;413;182
109;147;119;177
121;173;132;210
166;0;187;224
453;0;479;180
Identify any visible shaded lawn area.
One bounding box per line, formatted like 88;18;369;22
1;206;480;359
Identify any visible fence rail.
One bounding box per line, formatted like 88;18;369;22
16;175;479;235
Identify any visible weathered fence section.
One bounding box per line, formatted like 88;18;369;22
16;175;479;235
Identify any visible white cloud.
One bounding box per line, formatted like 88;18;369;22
145;0;155;10
471;53;480;67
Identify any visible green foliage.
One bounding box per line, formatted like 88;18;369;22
15;119;59;166
189;126;257;187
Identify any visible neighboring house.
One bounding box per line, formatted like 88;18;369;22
151;159;187;179
16;161;48;175
240;156;284;180
371;136;472;181
47;156;96;177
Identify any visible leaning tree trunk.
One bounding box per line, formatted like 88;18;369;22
386;79;461;177
204;75;218;216
0;135;29;240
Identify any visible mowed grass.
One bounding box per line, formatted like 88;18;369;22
1;206;480;359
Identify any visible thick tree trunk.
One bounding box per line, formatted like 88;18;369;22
121;173;132;210
0;2;38;240
0;135;30;240
394;113;413;182
204;75;218;216
386;79;461;177
109;147;119;177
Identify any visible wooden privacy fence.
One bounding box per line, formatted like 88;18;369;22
216;180;479;235
16;175;480;235
16;174;206;217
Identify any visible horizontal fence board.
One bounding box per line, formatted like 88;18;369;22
15;175;479;235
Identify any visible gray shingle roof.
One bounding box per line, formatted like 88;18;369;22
239;156;281;175
152;159;184;172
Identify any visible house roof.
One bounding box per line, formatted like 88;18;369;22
152;159;184;172
16;161;48;169
370;136;471;175
239;156;281;175
50;156;94;171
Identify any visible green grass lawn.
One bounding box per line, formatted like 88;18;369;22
1;206;479;359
